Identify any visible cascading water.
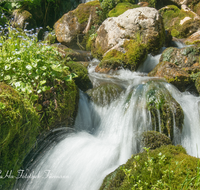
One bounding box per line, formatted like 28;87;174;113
15;47;200;189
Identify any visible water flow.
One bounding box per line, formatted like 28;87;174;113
15;68;200;190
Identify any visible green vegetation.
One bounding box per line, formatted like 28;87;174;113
100;145;200;190
108;2;139;17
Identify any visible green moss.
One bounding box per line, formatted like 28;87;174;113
98;40;148;72
0;83;40;190
141;131;172;150
108;3;139;17
195;72;200;94
39;80;79;129
100;145;200;190
65;61;92;92
160;5;199;39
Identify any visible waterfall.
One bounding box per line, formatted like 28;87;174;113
14;65;200;189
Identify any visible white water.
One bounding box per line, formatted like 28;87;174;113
15;45;200;189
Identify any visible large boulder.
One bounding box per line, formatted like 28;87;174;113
149;46;200;92
93;7;165;57
100;145;200;190
54;0;103;48
0;83;40;190
159;5;200;38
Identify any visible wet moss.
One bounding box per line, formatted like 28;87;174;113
195;72;200;94
65;61;92;92
100;145;200;190
0;83;40;190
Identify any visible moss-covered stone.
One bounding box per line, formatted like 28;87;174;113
141;131;172;150
38;80;79;130
86;83;124;106
108;3;139;17
0;83;40;190
159;5;200;39
145;81;184;139
100;145;200;190
195;72;200;94
95;40;148;73
65;61;92;92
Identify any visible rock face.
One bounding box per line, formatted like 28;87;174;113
149;46;200;92
94;7;165;56
54;1;102;47
184;30;200;45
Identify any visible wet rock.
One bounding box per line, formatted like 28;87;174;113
184;30;200;45
149;46;200;92
145;81;184;139
86;83;124;106
141;131;172;150
93;7;165;57
54;1;103;48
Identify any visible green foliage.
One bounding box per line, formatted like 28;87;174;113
0;26;76;101
108;2;139;17
100;145;200;190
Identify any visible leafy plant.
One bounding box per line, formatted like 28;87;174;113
0;25;77;102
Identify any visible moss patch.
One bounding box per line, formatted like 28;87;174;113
141;131;172;150
0;83;40;190
108;3;139;17
96;40;148;72
100;145;200;190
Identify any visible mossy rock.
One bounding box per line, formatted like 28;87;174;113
65;61;93;92
159;5;200;39
195;72;200;94
38;80;79;129
145;81;184;139
100;145;200;190
141;131;172;150
96;40;148;73
0;83;40;190
108;3;139;17
12;9;36;30
86;83;124;106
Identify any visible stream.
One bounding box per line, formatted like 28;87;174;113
14;41;200;190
